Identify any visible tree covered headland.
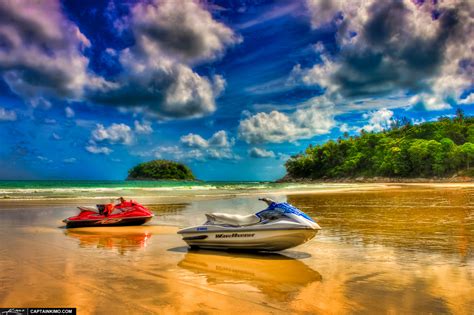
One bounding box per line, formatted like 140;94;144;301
285;110;474;180
127;160;195;180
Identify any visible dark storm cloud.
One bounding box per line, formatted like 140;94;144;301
0;1;106;101
135;17;208;61
4;65;79;99
332;1;464;97
87;65;220;119
87;0;238;119
0;2;64;49
0;0;238;120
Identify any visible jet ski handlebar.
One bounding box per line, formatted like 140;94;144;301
258;197;275;206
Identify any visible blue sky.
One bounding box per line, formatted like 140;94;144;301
0;0;473;181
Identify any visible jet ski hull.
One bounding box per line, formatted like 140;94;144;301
63;201;154;228
179;228;318;251
64;216;152;228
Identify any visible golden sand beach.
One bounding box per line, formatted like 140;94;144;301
0;184;473;314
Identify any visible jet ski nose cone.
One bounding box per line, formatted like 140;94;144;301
312;222;322;230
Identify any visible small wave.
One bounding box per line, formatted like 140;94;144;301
0;181;362;201
0;185;222;194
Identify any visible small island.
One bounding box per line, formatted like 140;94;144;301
127;159;196;181
282;110;474;182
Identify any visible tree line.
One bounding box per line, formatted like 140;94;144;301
285;110;474;179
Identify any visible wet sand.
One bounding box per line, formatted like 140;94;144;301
0;184;473;314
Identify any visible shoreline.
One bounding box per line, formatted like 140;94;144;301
0;182;473;207
277;176;473;184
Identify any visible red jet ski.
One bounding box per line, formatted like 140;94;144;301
63;198;154;228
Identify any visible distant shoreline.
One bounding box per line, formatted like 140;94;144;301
277;175;474;183
126;177;201;182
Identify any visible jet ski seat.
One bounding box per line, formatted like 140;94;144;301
77;204;110;215
78;206;100;213
205;213;261;226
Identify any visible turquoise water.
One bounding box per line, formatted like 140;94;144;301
0;180;343;200
0;180;283;190
0;180;223;189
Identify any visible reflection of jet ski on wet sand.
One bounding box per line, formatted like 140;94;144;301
65;227;152;253
178;198;321;251
63;198;153;228
178;250;322;302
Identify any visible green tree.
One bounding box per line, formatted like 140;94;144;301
455;108;465;123
460;142;474;170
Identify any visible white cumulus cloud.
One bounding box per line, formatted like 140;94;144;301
180;133;210;149
174;130;238;160
249;147;276;158
134;120;153;134
88;0;240;119
238;105;335;144
91;123;134;145
299;0;474;111
361;108;394;132
65;106;75;118
85;145;112;155
458;93;474;105
0;0;109;101
0;107;17;121
0;0;239;120
180;130;234;148
37;156;52;163
132;0;241;64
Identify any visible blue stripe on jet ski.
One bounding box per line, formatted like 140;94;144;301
256;202;315;222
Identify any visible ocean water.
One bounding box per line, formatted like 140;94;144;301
0;180;354;200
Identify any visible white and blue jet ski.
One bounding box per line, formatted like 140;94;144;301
177;198;321;251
